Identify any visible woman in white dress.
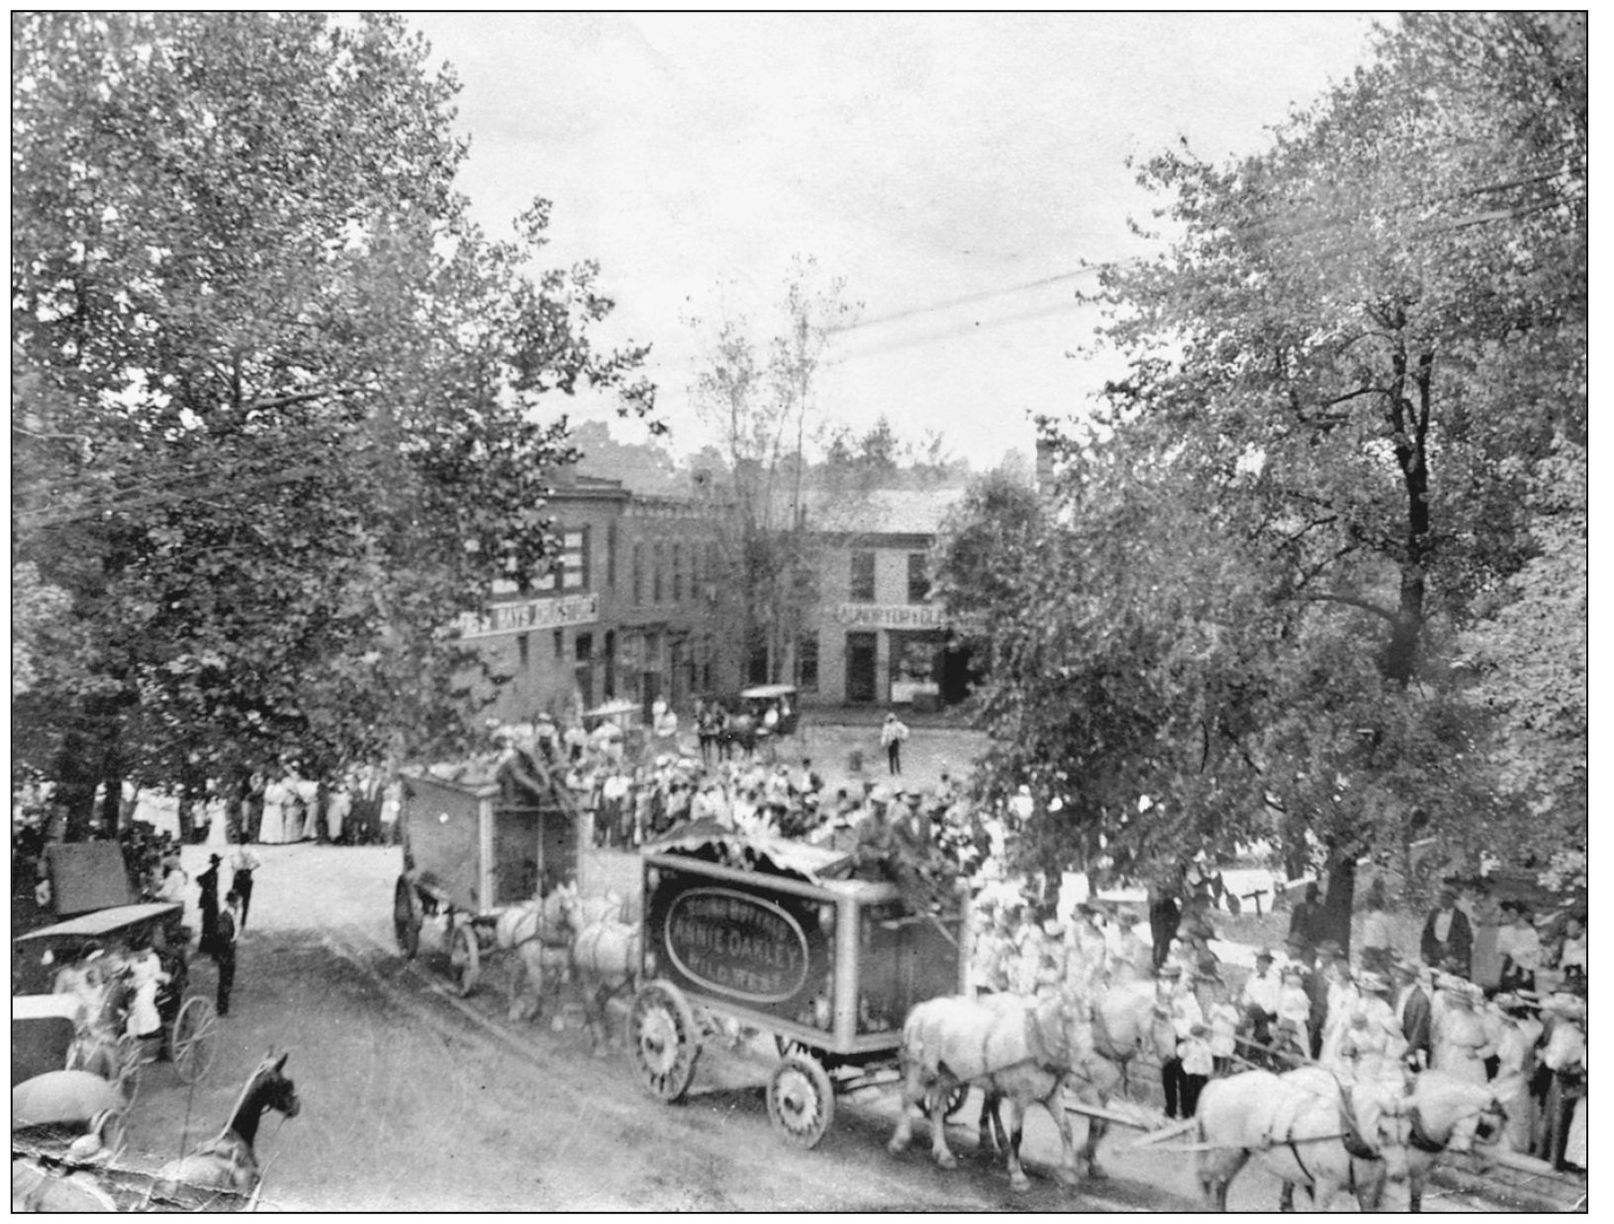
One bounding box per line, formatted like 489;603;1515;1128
1318;961;1361;1069
123;941;170;1040
1432;981;1491;1085
259;777;291;844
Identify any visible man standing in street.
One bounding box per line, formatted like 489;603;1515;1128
880;712;909;776
215;889;241;1016
230;841;260;932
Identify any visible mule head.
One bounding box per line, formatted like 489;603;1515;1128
251;1051;301;1120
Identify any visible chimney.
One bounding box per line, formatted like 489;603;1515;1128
1034;438;1055;496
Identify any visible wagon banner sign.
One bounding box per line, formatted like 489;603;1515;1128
664;888;810;1004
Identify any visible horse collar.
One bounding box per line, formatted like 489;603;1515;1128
1408;1104;1448;1154
1337;1089;1381;1162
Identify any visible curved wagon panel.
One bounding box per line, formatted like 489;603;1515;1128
630;826;970;1147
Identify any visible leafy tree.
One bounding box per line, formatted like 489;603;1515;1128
686;257;857;686
946;13;1586;939
12;13;654;836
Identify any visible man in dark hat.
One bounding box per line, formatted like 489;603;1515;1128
1391;957;1433;1071
196;852;222;957
215;889;240;1016
1420;884;1473;978
1287;882;1323;960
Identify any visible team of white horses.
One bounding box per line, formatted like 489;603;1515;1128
888;982;1514;1209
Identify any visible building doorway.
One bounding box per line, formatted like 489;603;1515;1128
845;632;878;704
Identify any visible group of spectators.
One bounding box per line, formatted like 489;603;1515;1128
1266;877;1589;1172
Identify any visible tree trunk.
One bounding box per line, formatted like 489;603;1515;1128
98;768;124;838
54;729;100;842
1319;846;1357;957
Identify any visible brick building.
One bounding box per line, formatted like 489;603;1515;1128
798;488;980;710
460;471;736;725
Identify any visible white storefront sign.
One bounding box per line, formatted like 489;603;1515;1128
833;602;984;633
458;592;600;640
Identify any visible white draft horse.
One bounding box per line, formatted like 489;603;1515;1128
888;992;1091;1191
553;890;639;1053
1195;1066;1413;1211
968;979;1173;1183
494;886;579;1024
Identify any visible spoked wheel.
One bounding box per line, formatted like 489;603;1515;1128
942;1083;970;1120
393;876;421;959
449;921;481;997
767;1053;835;1149
170;996;218;1083
630;980;700;1103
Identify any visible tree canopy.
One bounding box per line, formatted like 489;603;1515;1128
939;13;1586;924
12;13;655;832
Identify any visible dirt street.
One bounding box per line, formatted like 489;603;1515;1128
111;825;1495;1211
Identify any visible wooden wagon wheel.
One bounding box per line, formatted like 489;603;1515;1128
449;921;481;997
170;996;218;1083
630;980;701;1103
767;1053;835;1149
393;876;422;959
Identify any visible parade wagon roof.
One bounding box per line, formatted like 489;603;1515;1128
646;819;854;886
13;902;182;944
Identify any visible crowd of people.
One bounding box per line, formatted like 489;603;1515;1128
958;881;1587;1169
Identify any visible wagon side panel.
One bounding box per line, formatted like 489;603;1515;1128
401;776;488;913
642;857;837;1039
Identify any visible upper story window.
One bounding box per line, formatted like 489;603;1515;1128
606;522;617;590
672;543;683;602
535;527;589;593
653;541;665;603
632;541;645;605
850;550;876;602
907;552;930;603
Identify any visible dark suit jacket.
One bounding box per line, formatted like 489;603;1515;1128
1420;906;1473;975
1397;984;1433;1068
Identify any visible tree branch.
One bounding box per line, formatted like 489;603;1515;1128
243;386;371;413
1291;591;1399;624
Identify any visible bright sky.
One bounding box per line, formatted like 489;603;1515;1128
409;12;1380;468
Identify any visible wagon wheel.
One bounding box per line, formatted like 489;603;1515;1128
942;1083;970;1120
449;921;481;997
393;876;422;959
630;980;701;1103
767;1053;835;1149
170;996;218;1083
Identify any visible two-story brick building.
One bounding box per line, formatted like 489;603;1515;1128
797;487;979;710
460;470;736;725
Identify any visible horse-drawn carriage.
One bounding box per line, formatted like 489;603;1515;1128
626;824;968;1148
391;756;581;996
12;901;219;1089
